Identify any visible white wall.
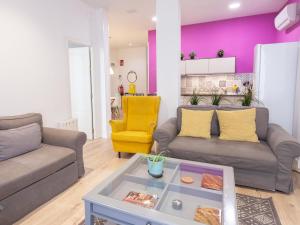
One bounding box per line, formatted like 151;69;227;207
110;47;148;100
156;0;181;124
0;0;109;134
90;9;111;138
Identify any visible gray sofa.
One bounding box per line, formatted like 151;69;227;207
154;106;300;193
0;113;87;225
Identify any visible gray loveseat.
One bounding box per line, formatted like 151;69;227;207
0;113;87;224
154;106;300;193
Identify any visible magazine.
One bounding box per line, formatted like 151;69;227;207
201;173;223;191
194;207;222;225
123;191;158;209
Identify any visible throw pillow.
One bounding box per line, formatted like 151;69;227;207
216;108;259;143
0;123;42;161
179;109;214;139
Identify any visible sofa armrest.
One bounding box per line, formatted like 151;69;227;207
267;124;300;193
42;127;87;177
153;118;178;154
110;120;126;132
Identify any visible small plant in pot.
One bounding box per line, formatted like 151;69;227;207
217;49;224;58
146;152;166;178
189;51;196;60
190;90;202;105
181;53;185;60
211;93;222;106
241;81;253;106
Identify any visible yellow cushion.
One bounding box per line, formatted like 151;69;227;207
179;109;214;139
111;131;152;143
216;108;259;143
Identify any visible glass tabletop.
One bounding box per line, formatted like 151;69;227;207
97;156;226;224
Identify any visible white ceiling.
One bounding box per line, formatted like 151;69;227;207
82;0;287;49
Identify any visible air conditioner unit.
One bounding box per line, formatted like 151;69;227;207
275;3;300;31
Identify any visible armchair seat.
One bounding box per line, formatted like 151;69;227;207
112;131;152;144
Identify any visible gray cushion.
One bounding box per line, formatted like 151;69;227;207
168;136;277;173
0;123;42;161
0;113;42;130
0;144;76;200
177;106;269;140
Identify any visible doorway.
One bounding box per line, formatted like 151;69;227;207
68;42;94;139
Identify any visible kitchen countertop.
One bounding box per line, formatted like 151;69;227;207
181;93;244;97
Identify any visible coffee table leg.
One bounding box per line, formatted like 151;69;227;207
85;202;93;225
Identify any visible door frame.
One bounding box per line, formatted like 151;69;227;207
68;41;95;139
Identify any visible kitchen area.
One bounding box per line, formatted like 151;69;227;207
180;56;254;106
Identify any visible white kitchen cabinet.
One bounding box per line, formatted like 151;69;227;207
209;57;236;74
185;59;209;74
180;61;186;75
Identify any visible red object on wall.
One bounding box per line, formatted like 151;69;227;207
118;84;124;96
120;60;124;66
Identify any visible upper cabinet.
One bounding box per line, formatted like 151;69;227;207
182;57;236;75
185;59;209;74
208;57;236;74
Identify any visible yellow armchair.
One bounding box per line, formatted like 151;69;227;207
110;96;161;157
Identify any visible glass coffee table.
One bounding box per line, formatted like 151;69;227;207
83;154;237;225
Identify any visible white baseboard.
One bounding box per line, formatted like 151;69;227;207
293;157;300;173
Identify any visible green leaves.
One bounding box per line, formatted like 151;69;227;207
190;90;202;105
241;82;253;106
211;94;222;106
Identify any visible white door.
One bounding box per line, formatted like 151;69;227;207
69;47;94;139
257;42;299;134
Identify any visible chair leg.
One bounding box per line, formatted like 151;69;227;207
118;152;121;158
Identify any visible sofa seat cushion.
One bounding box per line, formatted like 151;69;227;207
168;136;277;173
0;144;76;200
112;131;152;143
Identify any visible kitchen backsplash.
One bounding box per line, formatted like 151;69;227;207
181;73;254;95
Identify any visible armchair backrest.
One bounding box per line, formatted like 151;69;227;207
122;96;161;132
177;105;269;140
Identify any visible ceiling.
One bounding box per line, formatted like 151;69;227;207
82;0;287;49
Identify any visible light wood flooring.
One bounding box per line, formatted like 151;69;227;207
15;139;300;225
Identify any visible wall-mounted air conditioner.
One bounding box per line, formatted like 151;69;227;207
275;3;300;31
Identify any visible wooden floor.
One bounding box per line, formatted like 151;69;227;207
15;139;300;225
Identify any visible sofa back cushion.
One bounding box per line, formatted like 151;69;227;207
0;123;42;161
177;106;269;140
0;113;42;130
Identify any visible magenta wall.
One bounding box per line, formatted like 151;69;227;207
148;13;280;93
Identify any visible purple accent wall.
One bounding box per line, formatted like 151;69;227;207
148;13;279;93
148;1;300;94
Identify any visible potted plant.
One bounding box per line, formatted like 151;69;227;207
241;82;253;106
211;93;222;106
217;49;224;58
189;51;196;60
181;53;185;60
146;152;166;178
190;90;201;105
